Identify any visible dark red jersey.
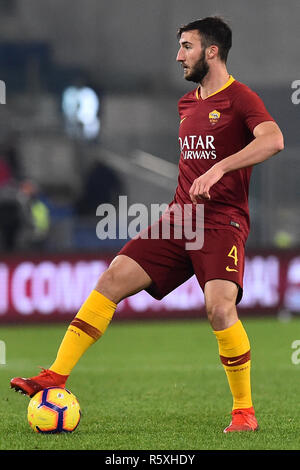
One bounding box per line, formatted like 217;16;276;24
172;76;275;243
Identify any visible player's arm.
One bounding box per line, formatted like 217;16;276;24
217;121;284;174
189;121;284;203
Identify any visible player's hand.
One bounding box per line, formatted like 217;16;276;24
189;164;224;204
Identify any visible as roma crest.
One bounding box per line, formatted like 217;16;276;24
209;109;220;125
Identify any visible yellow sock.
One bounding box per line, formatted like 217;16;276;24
213;320;252;410
50;290;117;376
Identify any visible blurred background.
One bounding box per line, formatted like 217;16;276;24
0;0;299;322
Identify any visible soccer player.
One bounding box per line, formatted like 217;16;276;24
11;17;284;433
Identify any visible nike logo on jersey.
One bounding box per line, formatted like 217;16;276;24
180;116;187;124
226;266;238;272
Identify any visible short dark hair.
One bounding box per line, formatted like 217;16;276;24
177;17;232;63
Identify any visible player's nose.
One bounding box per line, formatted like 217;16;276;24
176;48;185;62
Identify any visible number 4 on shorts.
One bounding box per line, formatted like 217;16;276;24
228;245;238;266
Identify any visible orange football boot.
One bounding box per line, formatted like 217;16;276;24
10;368;69;397
223;407;259;433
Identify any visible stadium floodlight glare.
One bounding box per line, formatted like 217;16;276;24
62;85;100;139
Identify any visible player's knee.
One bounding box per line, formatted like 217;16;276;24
206;301;233;326
95;255;151;304
95;266;124;304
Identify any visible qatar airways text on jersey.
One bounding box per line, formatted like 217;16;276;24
179;135;216;160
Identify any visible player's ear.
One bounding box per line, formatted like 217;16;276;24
207;45;218;59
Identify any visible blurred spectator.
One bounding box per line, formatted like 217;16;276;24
0;139;23;251
0;137;22;186
19;180;51;250
0;179;51;252
0;182;23;251
274;230;294;249
0;156;12;186
76;160;123;215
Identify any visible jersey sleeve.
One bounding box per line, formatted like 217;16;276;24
235;87;275;133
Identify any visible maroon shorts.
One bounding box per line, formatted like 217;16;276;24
118;222;245;304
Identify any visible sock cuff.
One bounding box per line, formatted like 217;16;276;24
213;320;250;356
75;289;117;332
91;289;117;309
79;289;116;319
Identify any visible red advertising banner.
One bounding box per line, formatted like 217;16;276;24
0;250;299;323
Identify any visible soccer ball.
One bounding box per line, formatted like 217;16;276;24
27;387;81;433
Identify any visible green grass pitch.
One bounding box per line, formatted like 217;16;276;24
0;317;300;450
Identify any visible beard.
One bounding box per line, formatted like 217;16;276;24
185;50;209;84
